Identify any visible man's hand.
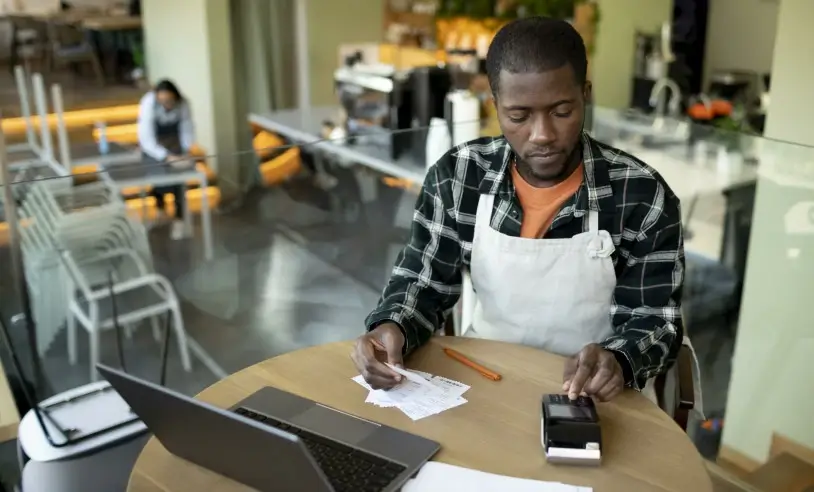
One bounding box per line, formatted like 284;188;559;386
351;323;405;390
562;343;625;402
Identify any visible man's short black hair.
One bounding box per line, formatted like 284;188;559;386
486;16;587;96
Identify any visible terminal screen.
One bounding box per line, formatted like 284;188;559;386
548;404;594;421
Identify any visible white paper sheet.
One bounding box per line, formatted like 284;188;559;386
401;462;593;492
351;367;470;420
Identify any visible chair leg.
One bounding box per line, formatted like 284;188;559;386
170;307;192;372
67;312;77;365
123;322;134;339
43;48;52;75
150;316;161;342
89;326;101;382
89;55;105;86
17;438;28;476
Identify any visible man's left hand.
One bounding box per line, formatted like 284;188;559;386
562;344;625;402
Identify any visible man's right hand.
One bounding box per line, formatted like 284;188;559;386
351;323;405;390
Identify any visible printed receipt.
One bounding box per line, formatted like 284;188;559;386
351;366;470;421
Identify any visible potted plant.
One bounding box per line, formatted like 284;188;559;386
512;0;575;18
711;106;758;160
130;42;149;90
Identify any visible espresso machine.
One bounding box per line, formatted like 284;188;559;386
334;54;415;159
407;66;453;165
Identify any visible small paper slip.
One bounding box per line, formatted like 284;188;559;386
397;394;467;420
401;462;593;492
369;366;443;405
351;366;470;420
408;369;433;380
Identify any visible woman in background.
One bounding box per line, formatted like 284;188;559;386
137;79;195;240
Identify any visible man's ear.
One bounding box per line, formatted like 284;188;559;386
583;81;593;102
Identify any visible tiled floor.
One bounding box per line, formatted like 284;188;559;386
0;154;738;488
0;181;388;398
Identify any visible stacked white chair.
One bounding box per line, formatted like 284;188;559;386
7;65;41;158
18;180;192;381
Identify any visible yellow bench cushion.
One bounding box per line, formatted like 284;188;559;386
2;105;140;136
260;146;301;186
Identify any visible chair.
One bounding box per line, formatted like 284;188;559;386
18;181;192;381
21;433;149;492
654;344;695;431
46;22;105;85
447;270;699;431
8;15;48;74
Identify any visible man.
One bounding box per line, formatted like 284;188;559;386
352;17;684;403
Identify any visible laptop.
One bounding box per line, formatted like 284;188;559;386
97;364;439;492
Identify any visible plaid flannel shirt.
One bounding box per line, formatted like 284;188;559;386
365;133;685;389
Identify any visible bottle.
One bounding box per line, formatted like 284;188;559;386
425;118;451;170
96;122;109;155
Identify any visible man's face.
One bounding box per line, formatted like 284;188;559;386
495;65;589;183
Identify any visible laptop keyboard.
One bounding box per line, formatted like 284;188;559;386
234;407;406;492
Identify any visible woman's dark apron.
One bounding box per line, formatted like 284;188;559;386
144;103;185;217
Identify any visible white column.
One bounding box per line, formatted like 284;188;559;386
295;0;311;109
141;0;241;189
762;0;814;147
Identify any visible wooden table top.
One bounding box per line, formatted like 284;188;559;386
0;362;20;443
127;337;713;492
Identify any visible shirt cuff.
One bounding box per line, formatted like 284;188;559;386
599;336;644;390
609;349;635;387
365;311;413;355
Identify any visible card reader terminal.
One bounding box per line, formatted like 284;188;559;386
541;394;602;466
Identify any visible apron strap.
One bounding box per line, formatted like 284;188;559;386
476;194;495;230
588;210;599;233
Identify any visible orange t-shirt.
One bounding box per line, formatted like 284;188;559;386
511;162;584;238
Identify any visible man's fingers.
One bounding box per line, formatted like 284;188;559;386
595;377;624;402
356;337;402;382
352;345;391;389
562;357;579;380
585;367;613;395
362;360;401;387
369;337;403;375
361;369;398;390
567;363;594;400
383;344;404;369
356;338;377;362
591;363;624;401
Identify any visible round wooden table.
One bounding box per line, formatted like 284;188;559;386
127;337;713;492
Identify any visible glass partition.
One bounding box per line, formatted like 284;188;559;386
716;135;814;467
3;109;814;472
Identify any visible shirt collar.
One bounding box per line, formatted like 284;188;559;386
480;133;614;216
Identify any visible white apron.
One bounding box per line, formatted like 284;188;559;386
464;194;668;403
